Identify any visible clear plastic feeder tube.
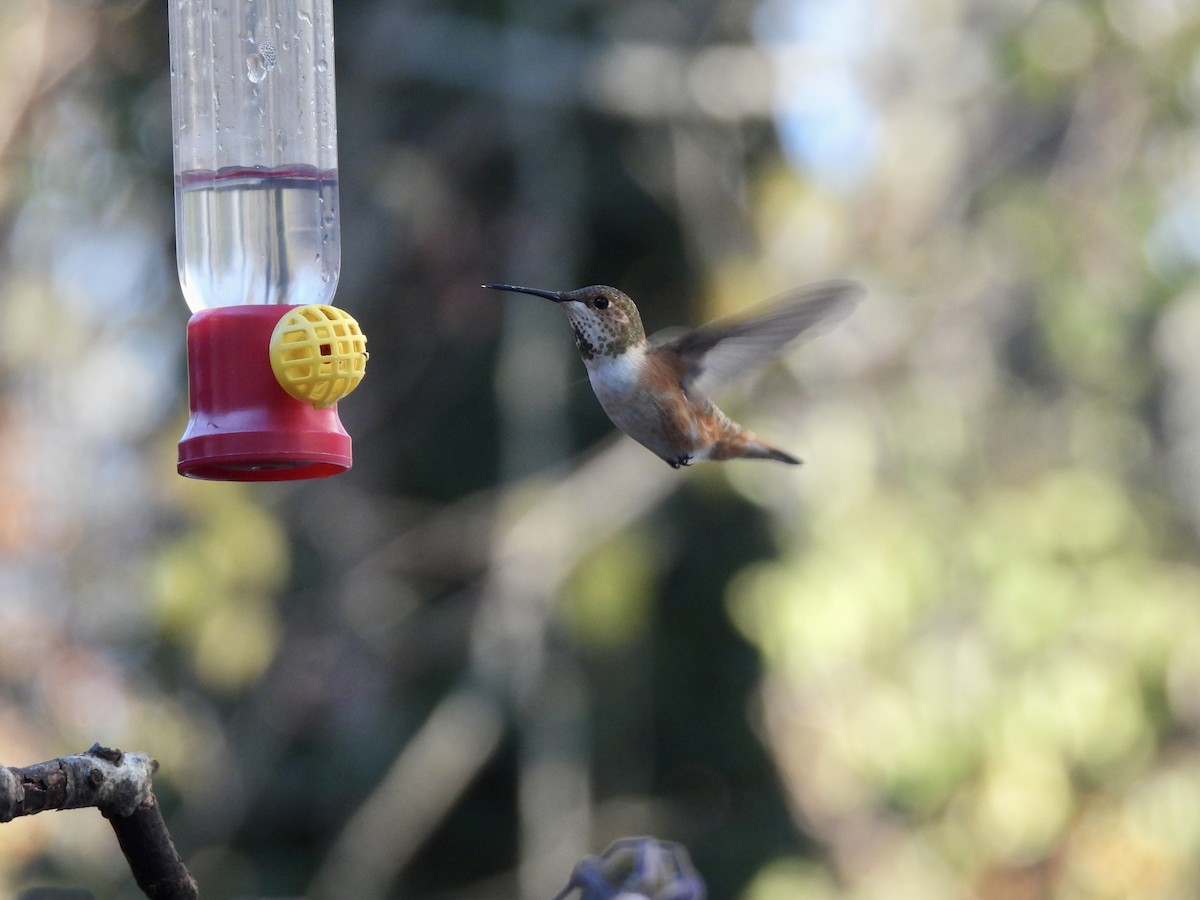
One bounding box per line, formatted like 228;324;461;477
169;0;340;313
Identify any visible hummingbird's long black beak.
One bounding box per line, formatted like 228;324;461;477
483;283;569;303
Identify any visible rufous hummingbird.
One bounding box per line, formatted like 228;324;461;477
485;280;862;468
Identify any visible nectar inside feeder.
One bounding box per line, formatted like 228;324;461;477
169;0;367;481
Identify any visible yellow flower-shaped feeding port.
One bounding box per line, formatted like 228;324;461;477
269;305;368;409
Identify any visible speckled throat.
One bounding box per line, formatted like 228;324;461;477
565;311;634;359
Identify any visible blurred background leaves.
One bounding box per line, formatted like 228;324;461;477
0;0;1198;898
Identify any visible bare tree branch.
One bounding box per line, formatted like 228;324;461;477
0;746;197;900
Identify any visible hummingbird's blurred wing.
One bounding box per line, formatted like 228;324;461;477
653;280;863;397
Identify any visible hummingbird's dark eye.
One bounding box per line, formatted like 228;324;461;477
593;297;610;310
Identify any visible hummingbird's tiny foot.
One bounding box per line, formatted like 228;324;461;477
667;454;693;469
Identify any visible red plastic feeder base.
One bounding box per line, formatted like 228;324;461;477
178;306;351;481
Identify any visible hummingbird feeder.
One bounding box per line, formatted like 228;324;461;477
169;0;367;481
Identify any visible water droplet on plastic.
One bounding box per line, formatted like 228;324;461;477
246;53;268;83
316;59;327;72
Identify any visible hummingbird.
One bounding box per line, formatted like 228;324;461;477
485;280;862;468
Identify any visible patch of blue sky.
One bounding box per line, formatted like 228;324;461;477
1145;183;1200;278
754;0;880;189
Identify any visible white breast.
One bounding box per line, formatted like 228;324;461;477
582;347;688;462
584;349;644;410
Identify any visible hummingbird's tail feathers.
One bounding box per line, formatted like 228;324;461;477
708;432;803;465
761;446;803;465
745;444;802;465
